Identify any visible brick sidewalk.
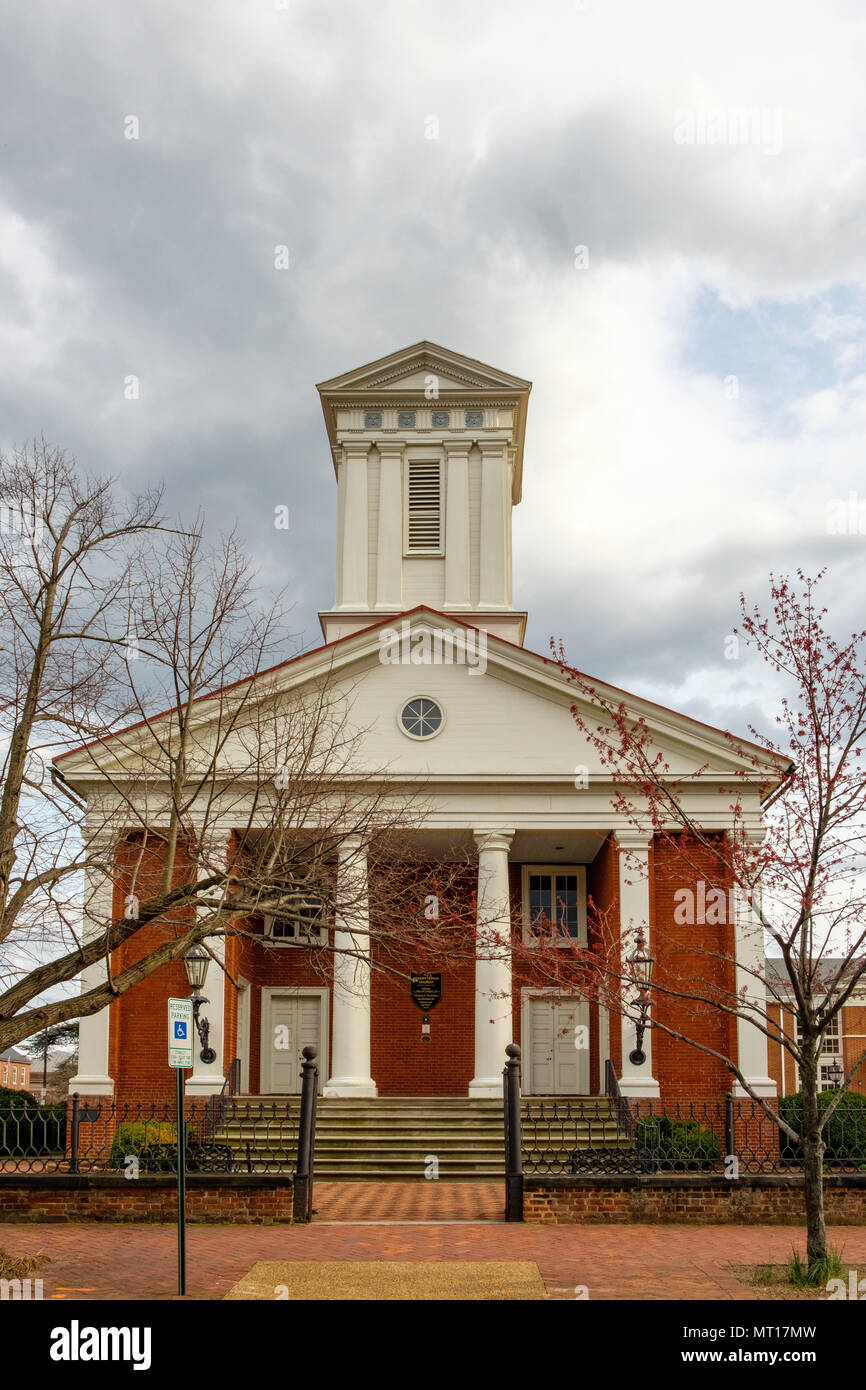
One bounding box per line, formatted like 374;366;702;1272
312;1181;501;1222
4;1217;866;1300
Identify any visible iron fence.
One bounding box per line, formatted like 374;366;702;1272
0;1092;302;1176
521;1095;866;1176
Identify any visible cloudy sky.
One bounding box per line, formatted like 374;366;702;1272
2;0;865;743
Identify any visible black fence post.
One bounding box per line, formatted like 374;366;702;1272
69;1093;80;1174
503;1042;524;1222
725;1093;735;1165
293;1045;319;1222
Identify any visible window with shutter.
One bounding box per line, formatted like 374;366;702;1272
405;460;443;553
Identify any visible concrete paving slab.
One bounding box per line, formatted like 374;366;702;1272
224;1259;547;1300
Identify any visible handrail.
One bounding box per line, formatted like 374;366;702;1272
604;1058;636;1140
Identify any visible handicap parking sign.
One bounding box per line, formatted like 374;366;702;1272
168;998;194;1068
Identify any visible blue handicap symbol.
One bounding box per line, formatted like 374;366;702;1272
174;1021;187;1039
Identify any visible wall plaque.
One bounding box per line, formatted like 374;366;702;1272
410;972;442;1011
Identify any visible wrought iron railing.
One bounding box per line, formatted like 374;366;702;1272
0;1091;299;1176
521;1093;866;1176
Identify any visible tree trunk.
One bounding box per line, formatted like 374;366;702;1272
800;1058;827;1270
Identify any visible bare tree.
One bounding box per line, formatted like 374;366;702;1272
0;443;478;1054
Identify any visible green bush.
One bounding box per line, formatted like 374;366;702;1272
108;1120;178;1169
0;1084;38;1111
779;1090;866;1164
137;1141;235;1174
634;1115;722;1169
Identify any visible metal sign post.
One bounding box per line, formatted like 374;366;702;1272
168;997;194;1296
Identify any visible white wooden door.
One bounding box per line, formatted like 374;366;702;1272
265;994;322;1094
527;997;589;1095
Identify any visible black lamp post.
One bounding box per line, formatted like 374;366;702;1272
825;1058;843;1090
628;930;655;1066
183;944;216;1064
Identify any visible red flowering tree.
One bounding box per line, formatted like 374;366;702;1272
526;571;866;1275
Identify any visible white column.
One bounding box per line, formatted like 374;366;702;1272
733;829;776;1096
444;442;470;608
375;442;403;608
68;832;116;1096
478;442;509;608
616;832;660;1099
186;834;231;1099
469;829;515;1097
337;442;370;608
324;836;377;1097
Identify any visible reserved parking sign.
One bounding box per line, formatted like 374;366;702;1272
168;997;194;1069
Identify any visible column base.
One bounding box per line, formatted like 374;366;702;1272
617;1075;661;1100
323;1077;378;1098
732;1077;777;1098
468;1077;502;1098
185;1076;225;1098
67;1074;114;1096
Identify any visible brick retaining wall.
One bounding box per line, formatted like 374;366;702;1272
0;1174;294;1223
524;1174;866;1224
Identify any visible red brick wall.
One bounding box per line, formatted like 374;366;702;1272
524;1175;866;1224
109;836;198;1104
370;865;476;1095
0;1176;294;1223
844;1004;866;1095
650;834;737;1104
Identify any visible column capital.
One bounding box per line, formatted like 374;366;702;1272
341;439;372;458
615;830;653;853
376;439;405;458
443;439;471;458
473;828;514;854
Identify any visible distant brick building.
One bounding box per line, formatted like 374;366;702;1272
0;1048;31;1092
766;957;866;1097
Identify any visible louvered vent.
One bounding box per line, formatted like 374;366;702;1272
407;461;442;551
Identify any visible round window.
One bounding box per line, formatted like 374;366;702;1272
399;697;443;740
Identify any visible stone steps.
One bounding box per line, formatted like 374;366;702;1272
214;1094;623;1180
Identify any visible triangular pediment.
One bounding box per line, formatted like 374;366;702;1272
55;608;789;801
316;341;532;398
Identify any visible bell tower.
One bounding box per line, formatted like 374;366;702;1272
316;341;531;646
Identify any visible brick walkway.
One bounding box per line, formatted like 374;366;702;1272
312;1181;502;1222
4;1209;866;1300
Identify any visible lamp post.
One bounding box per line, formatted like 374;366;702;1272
825;1058;843;1090
183;944;216;1064
628;930;655;1066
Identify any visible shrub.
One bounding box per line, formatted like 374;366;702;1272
779;1090;866;1165
0;1084;38;1111
108;1120;178;1169
634;1115;722;1170
137;1141;235;1174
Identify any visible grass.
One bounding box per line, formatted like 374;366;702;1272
0;1246;50;1280
787;1246;845;1288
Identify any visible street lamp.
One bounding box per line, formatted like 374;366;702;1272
825;1058;843;1090
628;930;655;1066
183;944;216;1064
